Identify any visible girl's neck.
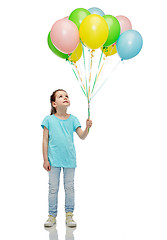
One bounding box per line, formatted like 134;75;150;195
55;108;69;119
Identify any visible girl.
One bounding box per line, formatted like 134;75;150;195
41;89;92;228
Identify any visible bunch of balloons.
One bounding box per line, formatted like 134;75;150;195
48;7;143;120
48;7;143;61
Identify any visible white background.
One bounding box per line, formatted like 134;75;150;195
1;0;167;239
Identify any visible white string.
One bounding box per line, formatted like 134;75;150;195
90;59;122;100
91;55;109;94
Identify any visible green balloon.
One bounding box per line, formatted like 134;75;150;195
103;15;121;47
69;8;90;30
47;32;69;59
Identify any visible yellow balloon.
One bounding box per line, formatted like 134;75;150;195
102;44;117;56
69;42;82;62
79;14;109;49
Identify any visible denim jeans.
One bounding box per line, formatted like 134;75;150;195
48;167;75;217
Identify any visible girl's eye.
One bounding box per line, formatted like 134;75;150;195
66;95;69;98
59;95;62;98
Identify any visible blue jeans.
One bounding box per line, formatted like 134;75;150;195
48;167;75;217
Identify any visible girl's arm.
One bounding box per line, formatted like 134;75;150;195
42;127;51;171
76;119;92;140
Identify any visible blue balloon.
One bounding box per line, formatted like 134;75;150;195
116;30;143;60
88;7;105;16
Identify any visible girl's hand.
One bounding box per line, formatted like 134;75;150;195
43;161;51;171
86;119;92;129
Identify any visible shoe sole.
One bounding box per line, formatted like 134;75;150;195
44;222;56;227
66;222;77;228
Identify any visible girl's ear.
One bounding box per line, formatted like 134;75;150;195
52;101;57;108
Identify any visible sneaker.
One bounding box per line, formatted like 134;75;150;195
66;212;77;228
44;215;56;227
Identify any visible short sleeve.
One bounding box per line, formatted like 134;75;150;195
73;116;81;132
41;116;49;130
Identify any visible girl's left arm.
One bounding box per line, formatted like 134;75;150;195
76;119;92;140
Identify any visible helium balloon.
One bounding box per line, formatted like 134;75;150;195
88;7;105;16
102;44;117;56
79;14;109;49
103;15;120;47
116;15;132;34
63;16;69;20
50;19;80;54
112;15;132;46
69;42;83;62
116;30;143;60
69;8;90;30
47;32;69;59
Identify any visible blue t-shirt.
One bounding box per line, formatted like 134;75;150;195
41;114;81;168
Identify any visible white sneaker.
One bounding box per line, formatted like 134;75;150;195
44;215;56;227
66;212;77;228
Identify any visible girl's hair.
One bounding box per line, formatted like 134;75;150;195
50;89;67;115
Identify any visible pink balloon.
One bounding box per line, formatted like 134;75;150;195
50;19;79;54
116;15;132;34
63;16;69;20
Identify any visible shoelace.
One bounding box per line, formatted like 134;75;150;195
47;216;55;222
66;214;74;222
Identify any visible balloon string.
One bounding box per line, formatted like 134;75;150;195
74;50;86;91
91;50;103;95
86;49;94;133
73;61;86;93
94;58;106;84
82;44;88;99
70;45;87;98
90;59;122;100
88;50;95;101
88;100;90;120
88;99;90;132
68;60;87;97
91;51;107;95
93;55;110;93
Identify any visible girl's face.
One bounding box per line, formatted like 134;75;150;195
52;90;70;109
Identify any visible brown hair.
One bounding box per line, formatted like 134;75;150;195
50;89;67;115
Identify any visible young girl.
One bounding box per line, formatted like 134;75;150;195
41;89;92;228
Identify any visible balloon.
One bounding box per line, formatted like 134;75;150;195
103;15;120;47
116;30;143;60
69;42;83;62
110;15;132;47
50;19;80;54
63;16;69;20
88;7;105;16
47;32;69;59
116;15;132;34
69;8;90;30
79;14;109;49
102;44;117;56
